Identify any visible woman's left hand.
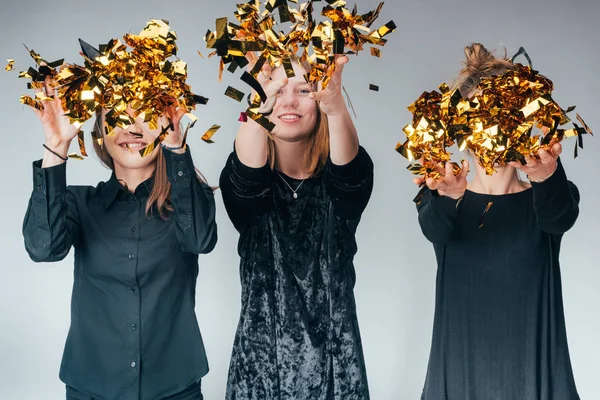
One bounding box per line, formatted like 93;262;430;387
309;55;348;116
508;142;562;181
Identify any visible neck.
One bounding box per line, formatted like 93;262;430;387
468;162;530;195
273;138;310;179
113;164;155;193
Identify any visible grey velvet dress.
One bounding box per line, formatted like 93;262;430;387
219;146;373;400
417;160;580;400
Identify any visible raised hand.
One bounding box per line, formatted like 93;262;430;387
508;143;561;182
309;56;348;116
413;160;470;200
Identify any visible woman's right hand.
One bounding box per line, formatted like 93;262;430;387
255;63;288;115
33;77;79;165
413;160;469;200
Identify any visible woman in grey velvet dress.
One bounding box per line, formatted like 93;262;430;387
220;58;373;399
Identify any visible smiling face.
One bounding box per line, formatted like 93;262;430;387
101;109;168;174
268;62;319;143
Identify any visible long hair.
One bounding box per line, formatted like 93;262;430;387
452;43;515;97
91;110;173;220
266;62;331;177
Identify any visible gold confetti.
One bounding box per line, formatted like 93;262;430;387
205;0;395;131
397;63;593;177
18;20;214;143
5;59;14;71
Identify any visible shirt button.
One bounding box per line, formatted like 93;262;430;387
131;196;136;201
131;361;136;368
128;254;135;260
37;172;43;178
177;171;184;177
129;287;136;293
131;324;137;330
130;227;136;233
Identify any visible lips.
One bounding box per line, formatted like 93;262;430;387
278;113;302;122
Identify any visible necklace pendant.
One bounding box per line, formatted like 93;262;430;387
293;192;298;199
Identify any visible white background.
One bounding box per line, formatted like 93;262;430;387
1;0;598;399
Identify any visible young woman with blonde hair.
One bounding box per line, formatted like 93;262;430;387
416;43;580;399
220;57;374;400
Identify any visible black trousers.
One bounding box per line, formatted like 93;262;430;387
66;381;203;400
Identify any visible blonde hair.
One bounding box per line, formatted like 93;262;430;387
453;43;515;97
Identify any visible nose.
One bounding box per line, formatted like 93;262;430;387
277;89;298;108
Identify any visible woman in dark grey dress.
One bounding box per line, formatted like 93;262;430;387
220;57;373;400
416;44;580;400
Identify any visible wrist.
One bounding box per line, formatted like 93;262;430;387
321;97;347;117
44;140;70;157
527;163;558;183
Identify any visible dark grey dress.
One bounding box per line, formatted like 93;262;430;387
219;146;373;400
418;161;580;400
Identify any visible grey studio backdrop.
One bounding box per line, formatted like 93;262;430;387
1;0;599;399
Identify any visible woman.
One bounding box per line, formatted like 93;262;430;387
417;44;580;399
22;79;217;399
219;56;374;400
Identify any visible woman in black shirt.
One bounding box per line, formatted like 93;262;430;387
417;43;580;400
220;56;373;400
22;74;216;399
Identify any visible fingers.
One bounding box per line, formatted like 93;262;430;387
458;160;470;180
413;177;425;186
551;142;562;158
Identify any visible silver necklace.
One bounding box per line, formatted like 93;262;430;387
277;172;306;199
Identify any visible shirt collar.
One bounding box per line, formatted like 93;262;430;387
101;173;155;209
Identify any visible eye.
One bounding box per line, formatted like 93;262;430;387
298;88;311;95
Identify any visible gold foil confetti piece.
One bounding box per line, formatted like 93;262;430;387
239;112;248;122
198;51;205;58
369;84;379;91
201;124;221;143
5;59;14;71
576;113;593;135
67;153;85;160
370;48;381;58
20;95;43;111
225;86;245;102
77;130;88;157
479;201;494;228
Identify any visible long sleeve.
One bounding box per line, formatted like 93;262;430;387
416;187;462;245
163;147;217;254
323;146;374;221
531;159;579;235
219;148;273;233
22;160;80;262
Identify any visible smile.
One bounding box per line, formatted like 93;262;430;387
278;114;302;122
119;142;147;150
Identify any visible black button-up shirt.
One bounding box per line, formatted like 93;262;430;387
23;148;217;400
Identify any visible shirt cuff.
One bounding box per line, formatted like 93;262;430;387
530;158;568;195
163;146;196;183
230;148;272;185
430;189;462;214
32;160;66;196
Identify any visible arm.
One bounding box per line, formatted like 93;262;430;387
416;188;462;245
323;147;373;221
22;161;80;262
219;148;272;232
163;147;217;254
531;159;579;235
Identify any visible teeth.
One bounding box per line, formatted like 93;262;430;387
121;143;145;148
280;115;300;121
